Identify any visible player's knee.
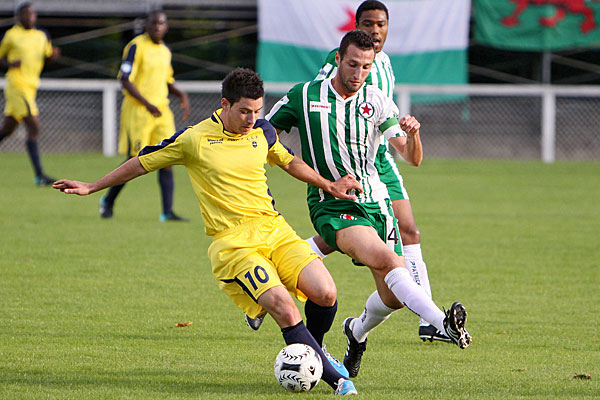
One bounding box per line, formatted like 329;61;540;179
276;306;301;326
369;251;401;272
399;225;420;244
311;286;337;307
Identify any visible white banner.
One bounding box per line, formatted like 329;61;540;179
258;0;470;54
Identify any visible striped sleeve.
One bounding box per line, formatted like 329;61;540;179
267;137;295;167
266;83;303;132
259;116;294;166
315;48;338;81
376;91;405;140
117;43;137;80
138;127;190;171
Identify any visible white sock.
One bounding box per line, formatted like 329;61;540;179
403;244;432;326
384;267;445;333
350;291;396;343
306;236;326;259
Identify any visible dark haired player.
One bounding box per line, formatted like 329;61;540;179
53;67;360;396
315;0;451;345
99;10;190;221
0;2;60;185
267;30;471;378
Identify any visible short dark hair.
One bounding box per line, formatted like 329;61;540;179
146;9;166;21
338;30;375;59
221;67;264;105
356;0;389;22
16;2;32;15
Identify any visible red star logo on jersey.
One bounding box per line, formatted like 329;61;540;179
337;7;356;32
358;101;375;119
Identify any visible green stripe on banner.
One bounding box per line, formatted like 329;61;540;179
258;41;467;85
258;42;330;83
387;50;467;85
389;50;467;104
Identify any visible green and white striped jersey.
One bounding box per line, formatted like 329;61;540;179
316;48;395;99
266;77;405;208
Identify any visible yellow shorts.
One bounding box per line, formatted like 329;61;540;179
118;97;175;156
3;84;38;122
208;215;319;319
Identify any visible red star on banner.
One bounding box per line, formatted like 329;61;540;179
337;6;356;32
361;103;372;115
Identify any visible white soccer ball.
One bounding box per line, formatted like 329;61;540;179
274;343;323;392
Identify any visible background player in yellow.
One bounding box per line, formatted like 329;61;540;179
99;10;190;221
0;2;60;186
53;67;361;395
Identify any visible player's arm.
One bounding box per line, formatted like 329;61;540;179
0;57;20;69
46;46;60;63
0;35;19;68
279;156;361;201
52;157;148;196
388;115;423;167
120;77;161;117
168;82;190;121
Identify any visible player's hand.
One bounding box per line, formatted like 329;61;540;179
180;93;190;121
52;179;93;196
145;103;162;117
399;114;420;136
328;174;362;201
49;47;61;61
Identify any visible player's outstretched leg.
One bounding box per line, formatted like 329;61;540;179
341;317;367;378
419;324;452;343
282;321;357;395
322;344;349;379
442;302;472;349
335;378;358;395
245;313;266;330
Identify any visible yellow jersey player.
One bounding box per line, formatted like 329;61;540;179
53;68;360;396
99;10;190;221
0;2;60;186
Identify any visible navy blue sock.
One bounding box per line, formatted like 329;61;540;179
281;321;344;389
26;140;43;176
305;299;337;348
158;168;174;214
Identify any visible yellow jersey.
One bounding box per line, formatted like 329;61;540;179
0;24;53;90
138;109;295;236
117;33;174;108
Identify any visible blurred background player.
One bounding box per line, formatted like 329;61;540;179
53;67;360;396
314;0;449;343
0;2;60;186
99;10;190;221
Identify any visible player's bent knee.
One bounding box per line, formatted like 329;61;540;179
369;251;402;272
311;288;337;307
399;226;420;244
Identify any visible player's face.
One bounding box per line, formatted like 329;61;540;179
221;97;263;135
356;9;388;53
19;6;37;29
147;13;168;43
335;44;374;96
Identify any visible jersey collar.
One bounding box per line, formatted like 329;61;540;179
212;108;247;138
326;77;364;103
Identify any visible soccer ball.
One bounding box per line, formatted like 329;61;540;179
274;343;323;392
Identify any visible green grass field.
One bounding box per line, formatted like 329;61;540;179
1;153;598;399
